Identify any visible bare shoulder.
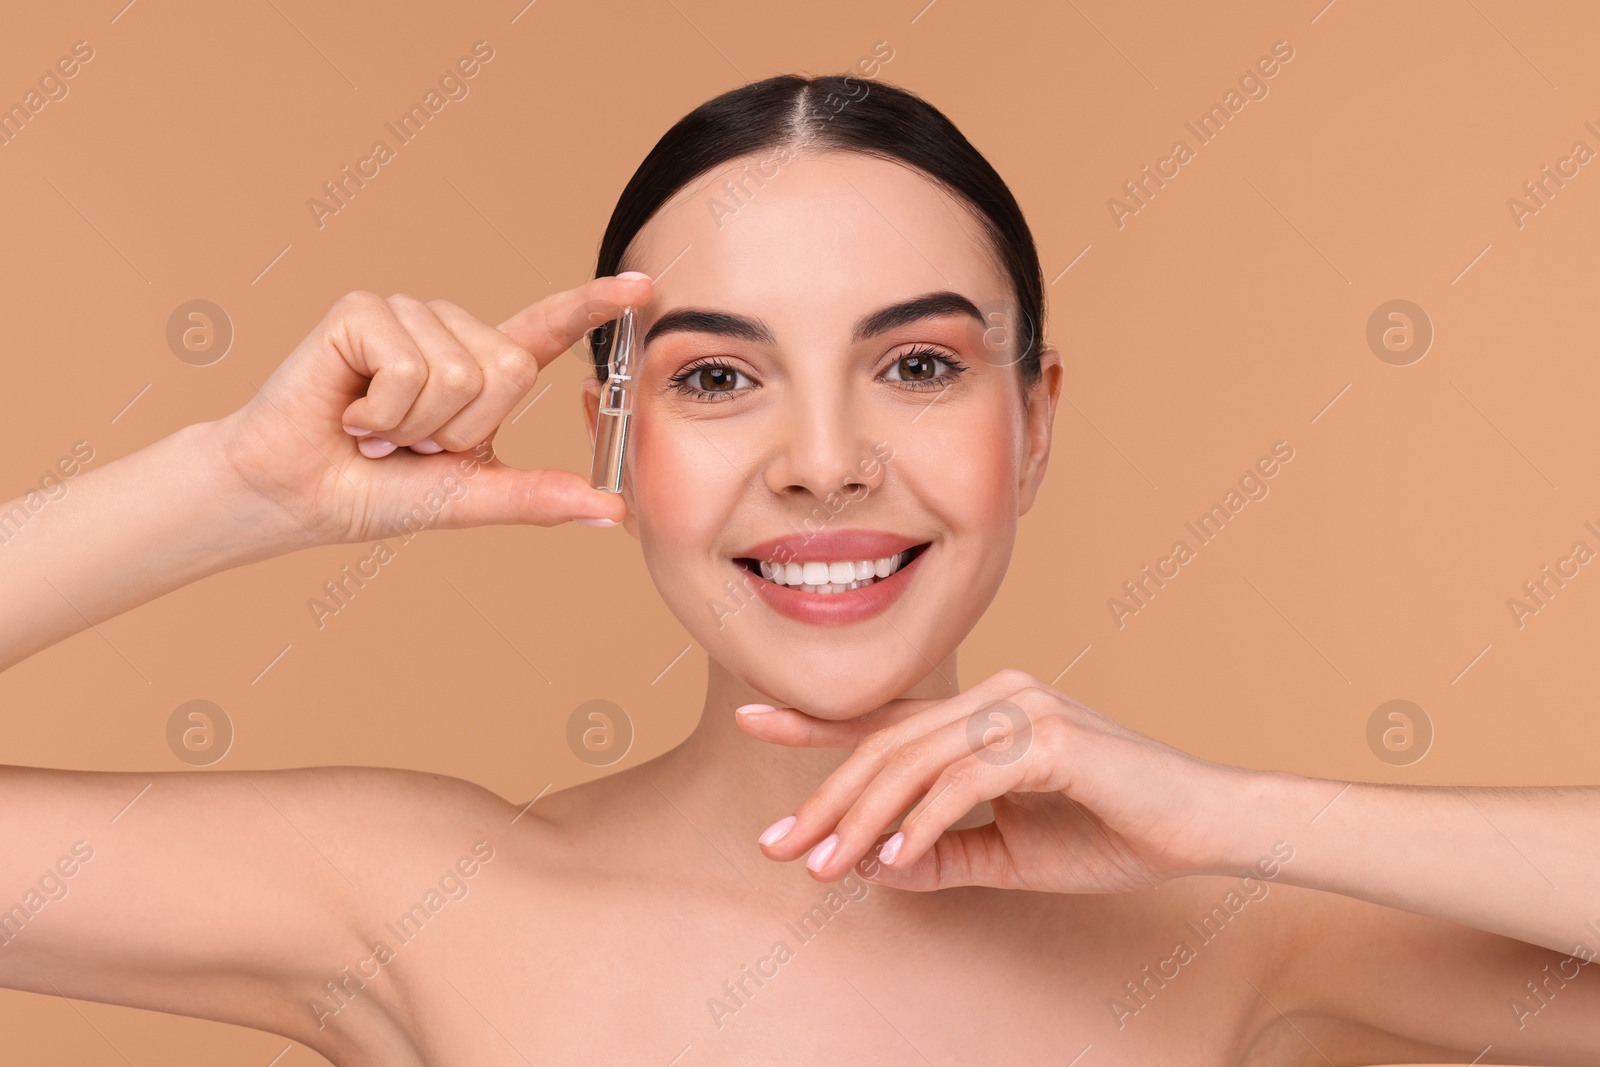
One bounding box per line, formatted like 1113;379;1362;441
281;765;534;890
261;767;547;1052
1074;874;1493;1063
295;765;523;829
1242;879;1600;1064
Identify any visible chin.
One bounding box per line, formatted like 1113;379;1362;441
734;656;946;720
699;597;970;717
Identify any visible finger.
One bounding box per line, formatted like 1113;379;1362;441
738;666;1045;750
796;712;1033;879
750;672;1044;865
762;711;983;869
334;292;431;434
420;298;544;451
886;736;1067;877
495;273;654;370
863;824;1015;893
734;700;939;749
369;294;487;446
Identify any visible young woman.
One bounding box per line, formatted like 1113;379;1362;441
1;74;1596;1067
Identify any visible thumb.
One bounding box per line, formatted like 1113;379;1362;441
423;460;627;529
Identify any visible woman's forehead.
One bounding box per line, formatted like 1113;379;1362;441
623;151;1009;336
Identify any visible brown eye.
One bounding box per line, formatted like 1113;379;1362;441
897;353;939;381
667;360;754;400
881;346;968;391
695;366;738;391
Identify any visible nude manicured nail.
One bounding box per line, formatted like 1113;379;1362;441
878;832;904;865
408;437;444;454
343;424;373;437
615;270;651;281
758;815;796;846
358;437;397;459
577;518;618;527
735;703;776;715
806;834;838;872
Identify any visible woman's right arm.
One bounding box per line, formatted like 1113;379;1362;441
0;277;651;672
0;276;651;1049
0;419;291;672
0;764;371;1047
0;763;519;1057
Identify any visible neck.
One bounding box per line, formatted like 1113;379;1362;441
647;651;961;889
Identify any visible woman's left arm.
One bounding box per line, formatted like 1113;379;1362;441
1226;772;1600;963
741;668;1600;1058
739;665;1600;965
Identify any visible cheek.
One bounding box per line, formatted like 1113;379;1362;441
916;399;1023;537
629;413;738;582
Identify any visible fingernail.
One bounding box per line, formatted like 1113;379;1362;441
615;270;651;282
878;832;904;865
408;437;444;454
343;424;373;437
577;517;618;527
358;437;397;459
735;703;776;716
806;834;839;872
758;815;796;847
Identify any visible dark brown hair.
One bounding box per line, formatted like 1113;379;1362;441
588;73;1045;387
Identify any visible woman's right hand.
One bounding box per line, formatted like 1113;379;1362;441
214;274;651;550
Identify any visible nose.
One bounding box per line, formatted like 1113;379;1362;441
761;387;886;502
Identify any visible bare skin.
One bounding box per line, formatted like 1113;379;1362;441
1;151;1597;1066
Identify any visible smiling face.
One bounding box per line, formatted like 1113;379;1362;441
583;149;1062;719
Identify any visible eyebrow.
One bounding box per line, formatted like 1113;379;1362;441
640;290;986;349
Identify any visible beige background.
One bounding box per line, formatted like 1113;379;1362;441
1;0;1595;1063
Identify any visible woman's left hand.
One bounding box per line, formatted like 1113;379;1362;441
739;668;1263;893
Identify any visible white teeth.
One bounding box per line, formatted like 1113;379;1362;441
751;550;914;594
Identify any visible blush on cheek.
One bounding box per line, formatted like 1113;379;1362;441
971;428;1020;522
918;401;1022;541
630;415;736;524
629;413;744;607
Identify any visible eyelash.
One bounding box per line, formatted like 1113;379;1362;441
666;345;969;401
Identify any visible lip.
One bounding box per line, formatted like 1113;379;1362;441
739;542;930;626
734;528;925;564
